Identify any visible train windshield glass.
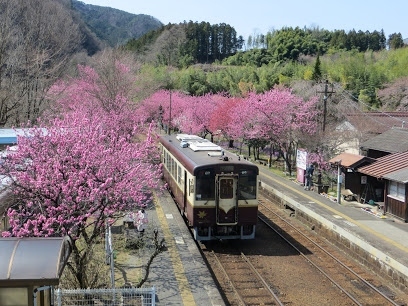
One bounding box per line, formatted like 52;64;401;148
219;178;234;199
238;169;257;200
196;168;215;200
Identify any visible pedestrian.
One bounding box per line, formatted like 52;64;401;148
304;164;314;191
135;209;148;234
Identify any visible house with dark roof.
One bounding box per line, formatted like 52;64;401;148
360;128;408;158
346;112;408;136
337;112;408;154
358;151;408;222
328;153;375;200
328;127;408;222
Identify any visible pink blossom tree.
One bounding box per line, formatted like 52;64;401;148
1;60;162;288
140;90;222;139
175;93;221;139
139;89;189;134
209;96;244;147
228;88;319;174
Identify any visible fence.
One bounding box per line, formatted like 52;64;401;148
54;287;156;306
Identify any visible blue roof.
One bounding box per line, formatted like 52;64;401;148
0;129;18;145
0;128;41;145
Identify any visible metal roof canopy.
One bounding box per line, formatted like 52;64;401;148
0;236;72;286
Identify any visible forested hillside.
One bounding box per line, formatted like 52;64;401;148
72;0;163;47
0;0;407;129
124;22;407;111
124;22;244;67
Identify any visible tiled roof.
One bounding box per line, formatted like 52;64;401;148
384;168;408;183
359;128;408;153
328;152;374;168
346;112;408;135
358;151;408;178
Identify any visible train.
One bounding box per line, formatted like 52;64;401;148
158;133;259;241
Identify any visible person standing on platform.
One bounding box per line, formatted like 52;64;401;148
135;209;148;234
304;164;315;191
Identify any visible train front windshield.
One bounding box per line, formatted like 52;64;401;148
196;168;215;200
238;169;257;200
195;167;257;201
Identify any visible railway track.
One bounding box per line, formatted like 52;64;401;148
207;250;284;305
258;196;404;305
200;194;408;305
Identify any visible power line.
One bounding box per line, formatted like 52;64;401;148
333;83;407;126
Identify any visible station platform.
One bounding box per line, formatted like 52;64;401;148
258;165;408;293
140;188;226;306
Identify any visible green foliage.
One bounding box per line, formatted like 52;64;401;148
133;21;408;109
123;27;165;53
375;48;408;80
140;44;408;110
222;49;275;67
312;54;322;81
181;21;241;63
388;33;405;50
178;67;208;95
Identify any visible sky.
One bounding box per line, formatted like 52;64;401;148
80;0;407;41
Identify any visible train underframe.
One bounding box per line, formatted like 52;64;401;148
194;224;256;241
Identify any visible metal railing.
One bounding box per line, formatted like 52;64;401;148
54;287;156;306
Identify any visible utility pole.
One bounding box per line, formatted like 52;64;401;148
105;220;115;288
336;160;342;204
317;80;335;132
168;90;172;135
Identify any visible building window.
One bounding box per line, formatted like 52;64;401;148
388;181;405;201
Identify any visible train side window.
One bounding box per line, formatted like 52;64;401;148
196;169;215;200
177;165;182;184
238;169;257;200
189;179;194;195
168;156;171;172
171;157;176;178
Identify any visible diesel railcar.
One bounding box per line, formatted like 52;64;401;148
159;134;259;241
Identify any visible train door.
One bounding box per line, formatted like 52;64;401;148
183;170;187;214
216;174;238;224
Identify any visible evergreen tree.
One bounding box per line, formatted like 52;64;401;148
388;33;405;50
312;54;322;81
379;29;387;49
